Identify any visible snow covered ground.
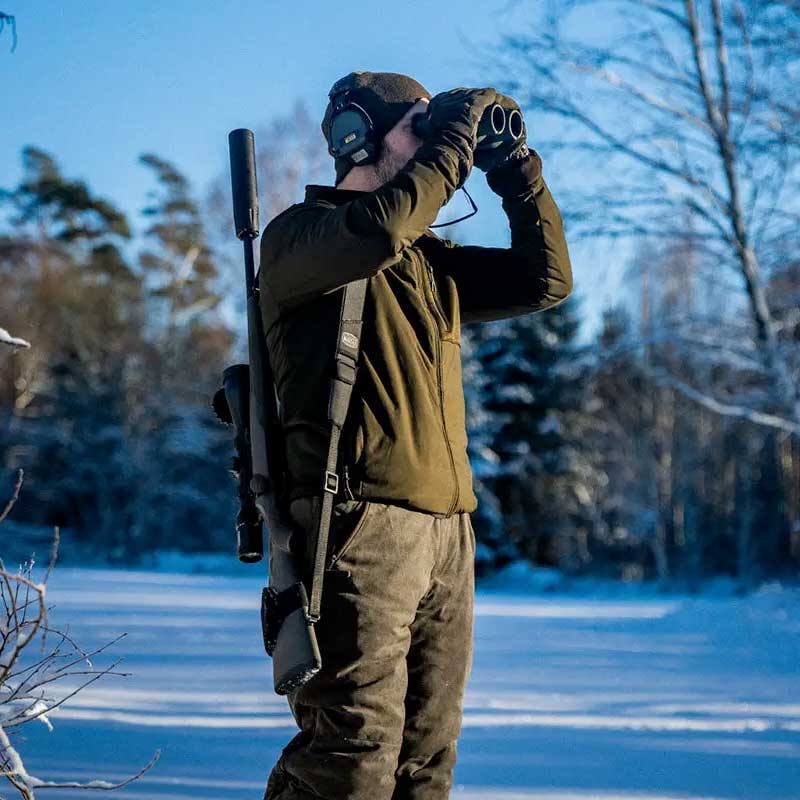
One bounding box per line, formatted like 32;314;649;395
15;560;800;800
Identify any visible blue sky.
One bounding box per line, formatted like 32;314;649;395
2;0;625;333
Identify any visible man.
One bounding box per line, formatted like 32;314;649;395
259;71;572;800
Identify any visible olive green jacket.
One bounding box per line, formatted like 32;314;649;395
259;134;572;516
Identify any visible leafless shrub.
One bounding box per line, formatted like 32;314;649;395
0;469;160;798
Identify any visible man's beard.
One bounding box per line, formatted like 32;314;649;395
374;143;412;186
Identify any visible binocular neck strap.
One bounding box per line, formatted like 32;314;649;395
429;186;478;229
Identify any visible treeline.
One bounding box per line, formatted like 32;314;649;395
0;147;237;563
465;242;800;586
1;141;798;585
464;0;800;586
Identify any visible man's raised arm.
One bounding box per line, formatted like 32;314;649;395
260;89;497;311
423;149;573;325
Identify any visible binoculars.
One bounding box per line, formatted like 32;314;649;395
411;101;524;152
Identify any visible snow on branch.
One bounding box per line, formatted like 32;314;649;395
0;328;30;350
651;367;800;435
0;470;160;798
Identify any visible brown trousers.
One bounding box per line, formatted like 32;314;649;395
263;496;476;800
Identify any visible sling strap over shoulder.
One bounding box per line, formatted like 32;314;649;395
307;277;368;623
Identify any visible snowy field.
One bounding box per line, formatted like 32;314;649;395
15;561;800;800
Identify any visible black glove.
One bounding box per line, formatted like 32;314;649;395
422;87;497;140
474;92;530;173
413;87;497;188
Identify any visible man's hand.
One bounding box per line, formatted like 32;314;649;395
263;490;304;557
412;87;497;188
423;87;497;144
474;92;530;173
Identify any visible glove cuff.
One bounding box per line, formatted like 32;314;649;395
486;147;543;197
501;143;531;165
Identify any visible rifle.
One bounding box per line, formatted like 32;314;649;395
212;129;321;694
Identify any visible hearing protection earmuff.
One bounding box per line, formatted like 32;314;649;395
326;73;381;168
324;72;478;228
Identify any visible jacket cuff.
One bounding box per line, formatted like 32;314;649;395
486;148;544;198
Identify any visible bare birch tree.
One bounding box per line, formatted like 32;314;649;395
485;0;800;430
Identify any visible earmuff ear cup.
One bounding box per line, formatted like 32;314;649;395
328;106;378;165
322;71;431;182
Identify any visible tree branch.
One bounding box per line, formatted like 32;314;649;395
0;328;30;350
650;367;800;434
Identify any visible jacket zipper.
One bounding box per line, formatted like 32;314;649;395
422;254;460;516
424;257;448;326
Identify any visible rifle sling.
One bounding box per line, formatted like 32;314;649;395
308;278;368;623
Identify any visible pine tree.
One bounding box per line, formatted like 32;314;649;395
462;325;517;576
132;154;235;556
139;153;222;330
470;295;587;570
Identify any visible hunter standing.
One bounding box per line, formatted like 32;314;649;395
258;71;572;800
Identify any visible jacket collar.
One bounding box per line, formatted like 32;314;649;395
304;184;367;205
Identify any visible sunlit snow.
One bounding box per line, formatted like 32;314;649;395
16;564;800;799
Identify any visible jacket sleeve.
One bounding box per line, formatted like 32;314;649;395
260;126;474;311
423;149;573;325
